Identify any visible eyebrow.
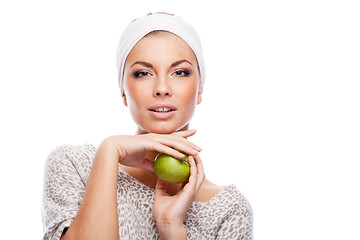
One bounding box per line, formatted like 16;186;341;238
130;59;193;69
130;61;153;68
170;59;193;68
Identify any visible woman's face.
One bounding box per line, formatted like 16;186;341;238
123;32;202;134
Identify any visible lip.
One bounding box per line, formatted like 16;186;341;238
148;103;177;119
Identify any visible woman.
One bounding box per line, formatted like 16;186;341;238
42;12;253;240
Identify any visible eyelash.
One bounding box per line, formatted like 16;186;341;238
173;69;190;77
133;69;191;78
133;71;151;78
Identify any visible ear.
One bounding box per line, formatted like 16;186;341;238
196;89;203;105
122;93;128;107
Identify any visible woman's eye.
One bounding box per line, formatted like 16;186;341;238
173;69;190;77
134;71;150;78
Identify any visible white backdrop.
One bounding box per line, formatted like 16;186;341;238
0;0;359;239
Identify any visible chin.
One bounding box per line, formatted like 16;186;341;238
142;121;189;134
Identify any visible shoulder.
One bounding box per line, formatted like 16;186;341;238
44;143;96;180
223;184;253;215
200;182;253;220
46;143;96;164
215;184;253;238
221;185;253;230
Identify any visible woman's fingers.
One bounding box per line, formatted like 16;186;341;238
154;178;168;198
172;129;197;138
179;155;205;199
146;133;201;158
193;154;205;191
172;130;202;152
180;156;198;196
141;158;155;172
150;142;186;159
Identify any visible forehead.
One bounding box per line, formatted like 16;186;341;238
126;32;197;65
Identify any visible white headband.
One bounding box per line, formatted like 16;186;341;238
116;13;206;93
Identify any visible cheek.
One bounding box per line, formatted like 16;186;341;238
125;79;150;106
125;84;147;119
185;91;198;108
178;83;199;113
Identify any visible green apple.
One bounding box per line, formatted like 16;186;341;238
154;151;190;184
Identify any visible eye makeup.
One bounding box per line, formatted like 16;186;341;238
133;70;151;78
173;69;191;77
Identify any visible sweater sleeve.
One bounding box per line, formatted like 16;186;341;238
41;145;92;240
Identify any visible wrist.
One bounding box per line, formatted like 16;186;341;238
156;221;187;240
97;137;122;163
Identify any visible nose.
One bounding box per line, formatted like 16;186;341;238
153;78;172;97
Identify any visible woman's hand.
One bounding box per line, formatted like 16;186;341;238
102;129;201;172
152;154;205;239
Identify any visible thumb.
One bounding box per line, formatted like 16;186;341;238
141;158;155;172
154;178;168;198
